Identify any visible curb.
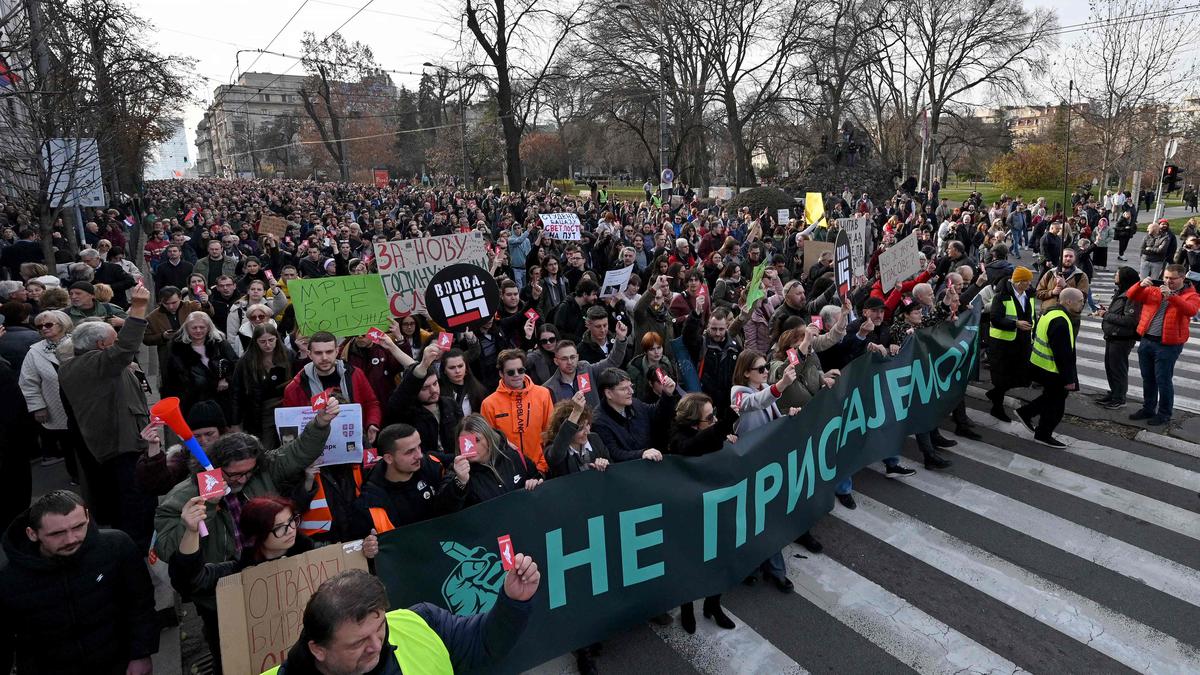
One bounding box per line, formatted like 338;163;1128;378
964;384;1200;460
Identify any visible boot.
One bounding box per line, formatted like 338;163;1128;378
679;602;696;634
923;450;953;470
796;531;824;554
574;648;598;675
702;595;735;630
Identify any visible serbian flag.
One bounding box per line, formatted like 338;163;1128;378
0;54;20;89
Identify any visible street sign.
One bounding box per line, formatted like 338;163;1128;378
660;168;674;184
1166;139;1179;160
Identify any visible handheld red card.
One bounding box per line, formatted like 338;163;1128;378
366;327;385;344
459;434;478;458
524;308;540;322
655;368;667;385
438;332;453;350
311;388;334;411
787;348;800;366
264;269;275;281
197;468;226;501
576;373;592;394
735;391;746;408
362;447;380;467
497;534;515;571
812;316;824;331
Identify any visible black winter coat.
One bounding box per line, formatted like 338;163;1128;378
463;443;539;506
161;338;239;417
385;364;464;464
0;515;158;675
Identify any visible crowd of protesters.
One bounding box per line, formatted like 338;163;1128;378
0;174;1197;675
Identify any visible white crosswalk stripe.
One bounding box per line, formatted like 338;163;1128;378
835;494;1200;673
525;415;1200;674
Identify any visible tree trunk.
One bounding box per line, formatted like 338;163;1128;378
496;76;522;190
723;91;755;187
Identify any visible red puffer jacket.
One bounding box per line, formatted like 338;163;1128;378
1126;283;1200;346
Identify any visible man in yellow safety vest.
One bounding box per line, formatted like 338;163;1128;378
262;554;539;675
1014;287;1084;448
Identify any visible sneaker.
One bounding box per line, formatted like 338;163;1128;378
1034;435;1068;449
1016;409;1037;434
924;454;953;470
989;406;1013;423
796;531;824;554
1129;409;1154;421
954;426;982;441
1148;415;1170;427
1094;395;1113;405
884;464;917;478
1100;399;1125;410
836;492;857;510
931;433;958;448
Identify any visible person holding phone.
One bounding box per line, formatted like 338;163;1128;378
1125;265;1200;425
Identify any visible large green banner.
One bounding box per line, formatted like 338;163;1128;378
376;308;981;673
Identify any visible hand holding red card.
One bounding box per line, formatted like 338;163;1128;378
787;348;800;366
655;368;667;385
437;332;453;350
576;373;592;394
459;434;478;458
735;391;746;408
366;327;386;344
811;316;824;331
311;388;334;411
524;308;540;322
197;468;227;501
497;534;515;571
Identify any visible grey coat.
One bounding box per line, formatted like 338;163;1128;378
59;316;150;462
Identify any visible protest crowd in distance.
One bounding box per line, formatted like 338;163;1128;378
0;175;1197;675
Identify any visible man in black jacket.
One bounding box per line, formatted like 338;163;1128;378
385;344;464;463
0;490;159;675
80;247;136;308
352;424;468;535
153;244;194;291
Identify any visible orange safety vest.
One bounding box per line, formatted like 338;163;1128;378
300;465;364;536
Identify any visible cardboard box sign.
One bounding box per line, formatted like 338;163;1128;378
217;541;369;675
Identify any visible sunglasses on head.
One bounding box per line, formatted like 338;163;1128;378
504;367;526;376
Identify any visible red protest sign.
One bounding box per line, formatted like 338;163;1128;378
198;468;227;501
787;349;800;366
437;332;453;351
497;534;515;571
311;388;334;412
576;373;592;394
459;434;478;458
524;308;540;322
366;327;386;344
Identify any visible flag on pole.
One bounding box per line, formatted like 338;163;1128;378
804;192;826;228
743;261;768;312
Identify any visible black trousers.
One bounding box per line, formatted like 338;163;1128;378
1104;338;1135;402
1118;237;1131;256
76;451;157;550
1017;370;1069;437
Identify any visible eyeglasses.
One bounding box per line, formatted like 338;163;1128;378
270;513;303;538
222;465;257;481
504;367;526;376
36;323;57;330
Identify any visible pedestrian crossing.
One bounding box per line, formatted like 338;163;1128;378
523;404;1200;674
1074;274;1200;414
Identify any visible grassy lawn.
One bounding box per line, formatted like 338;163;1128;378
940;182;1184;209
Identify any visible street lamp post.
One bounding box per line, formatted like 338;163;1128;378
615;2;669;204
1063;79;1073;217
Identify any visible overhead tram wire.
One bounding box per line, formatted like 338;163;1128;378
238;0;313;76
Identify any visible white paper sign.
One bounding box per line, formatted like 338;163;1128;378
879;235;922;292
374;233;489;317
837;216;872;277
777;209;790;226
599;264;634;298
538;213;582;240
274;403;363;466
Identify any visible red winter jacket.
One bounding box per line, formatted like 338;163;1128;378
1126;283;1200;346
281;364;383;430
871;270;932;322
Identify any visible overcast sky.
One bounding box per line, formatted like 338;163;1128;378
131;0;1094;161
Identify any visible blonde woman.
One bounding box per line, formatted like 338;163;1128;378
162;310;238;418
18;310;79;476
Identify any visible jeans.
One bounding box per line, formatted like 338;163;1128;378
1104;338;1135;402
1010;227;1024;256
758;550;787;579
1137;339;1184;417
1086;288;1099;311
835;456;900;494
1141;260;1165;280
512;267;526;289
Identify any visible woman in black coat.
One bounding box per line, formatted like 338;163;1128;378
1114;210;1137;260
667;392;738;634
543;393;611;478
161;310;239;419
1094;266;1141;408
456;414;544;506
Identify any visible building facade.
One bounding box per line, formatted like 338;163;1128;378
193;72;308;177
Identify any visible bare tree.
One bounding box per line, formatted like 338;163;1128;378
463;0;587;189
1067;0;1195;189
297;32;381;182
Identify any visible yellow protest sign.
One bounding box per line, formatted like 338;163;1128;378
804;192;827;228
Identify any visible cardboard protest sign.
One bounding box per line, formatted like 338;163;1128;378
424;263;501;331
216;541;370;675
802;241;835;276
258;215;289;241
777;208;790;226
373;168;390;188
599;264;634;298
834;229;852;299
538;213;582;241
375;232;489;317
274;403;363;466
290;276;391;338
837;217;872;277
879;234;922;292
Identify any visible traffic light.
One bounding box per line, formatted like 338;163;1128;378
1164;164;1182;193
